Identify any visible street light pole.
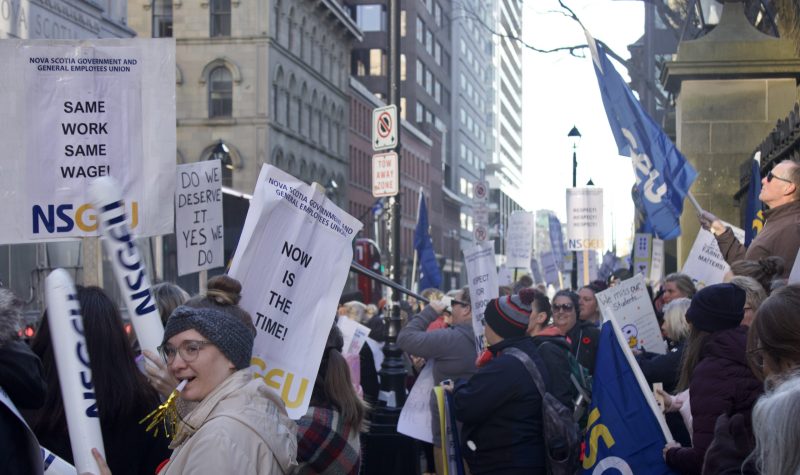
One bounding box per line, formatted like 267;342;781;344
568;126;581;290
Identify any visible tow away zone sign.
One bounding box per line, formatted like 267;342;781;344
372;151;398;197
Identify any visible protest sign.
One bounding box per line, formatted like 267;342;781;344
229;165;362;418
578;250;598;286
566;187;604;251
45;269;106;473
650;238;665;283
497;264;513;286
0;39;175;244
337;317;371;356
633;233;652;278
463;240;498;351
397;363;435;443
597;273;667;354
530;257;544;285
175;160;224;276
540;251;561;287
89;177;163;357
505;211;533;268
789;251;800;285
682;225;743;288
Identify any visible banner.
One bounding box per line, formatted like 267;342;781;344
633;233;652;278
650;238;665;283
228;165;362;418
586;30;697;240
414;192;442;290
530;257;544;285
596;273;667;354
45;269;106;473
397;363;434;443
0;39;176;244
744;155;764;246
505;211;534;268
682;226;744;288
566;187;604;251
89;177;163;357
540;251;561;288
175;160;224;276
463;240;498;351
548;213;567;269
581;321;677;474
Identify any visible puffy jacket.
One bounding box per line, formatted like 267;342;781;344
453;337;549;475
665;326;762;475
160;370;297;474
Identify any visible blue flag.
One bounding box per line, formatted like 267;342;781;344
583;322;678;474
744;158;764;246
548;213;566;270
587;32;697;240
414;193;442;290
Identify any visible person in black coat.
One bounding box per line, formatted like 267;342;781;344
552;290;600;374
453;295;550;475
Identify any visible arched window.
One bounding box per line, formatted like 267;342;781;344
210;0;231;37
300;83;308;136
310;90;318;142
320;97;328;146
300;18;307;61
274;0;281;43
272;67;284;123
287;8;295;52
208;67;233;117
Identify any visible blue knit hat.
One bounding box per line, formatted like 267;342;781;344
163;305;255;369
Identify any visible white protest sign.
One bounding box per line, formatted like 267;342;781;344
505;211;534;268
463;240;499;351
397;363;435;443
45;269;106;474
597;273;667;354
789;251;800;285
540;251;561;287
566;187;604;251
682;225;743;288
0;39;176;244
229;165;362;418
337;317;371;357
175;161;224;276
531;258;544;285
497;264;513;286
633;233;652;278
650;238;665;283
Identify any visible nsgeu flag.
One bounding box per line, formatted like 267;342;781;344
582;322;678;474
414;192;442;290
586;31;697;240
744;157;764;246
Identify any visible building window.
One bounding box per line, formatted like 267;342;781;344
434;2;442;26
400;54;406;81
416;101;424;123
400;97;407;120
400;10;406;37
151;0;173;38
416;59;424;85
369;48;385;76
208;67;233;117
416;17;424;43
355;4;385;32
210;0;231;37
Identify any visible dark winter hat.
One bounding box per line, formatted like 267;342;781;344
163;305;255;369
483;295;531;339
685;283;746;333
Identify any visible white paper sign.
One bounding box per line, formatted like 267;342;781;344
229;165;363;418
463;240;499;351
0;39;176;244
682;227;742;288
566;187;604;251
540;251;561;287
597;273;667;354
175;161;224;276
397;363;435;443
633;233;652;278
337;317;371;357
506;211;534;268
497;264;513;286
650;238;665;283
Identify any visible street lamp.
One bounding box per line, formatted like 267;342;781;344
568;126;581;289
211;140;233;187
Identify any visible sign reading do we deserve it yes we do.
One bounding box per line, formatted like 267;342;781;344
175;161;224;276
229;165;363;419
566;187;604;251
0;39;176;245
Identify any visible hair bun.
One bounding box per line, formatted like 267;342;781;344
760;256;785;279
206;275;242;305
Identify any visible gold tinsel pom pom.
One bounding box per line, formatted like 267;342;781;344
140;380;187;439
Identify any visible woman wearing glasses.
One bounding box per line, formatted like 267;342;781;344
551;289;599;374
157;275;297;474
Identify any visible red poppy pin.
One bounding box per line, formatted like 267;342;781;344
582;337;591;345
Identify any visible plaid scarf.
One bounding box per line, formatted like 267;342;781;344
294;405;361;475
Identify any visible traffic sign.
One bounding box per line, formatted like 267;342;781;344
474;224;488;242
372;105;398;151
372;151;399;197
474;180;488;201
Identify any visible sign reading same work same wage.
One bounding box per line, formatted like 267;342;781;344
175;161;224;276
566;187;604;251
596;273;667;355
0;39;176;245
229;165;362;418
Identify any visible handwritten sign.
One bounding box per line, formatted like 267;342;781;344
229;165;362;418
650;238;664;283
397;364;434;443
597;273;667;354
175;161;224;276
682;226;743;288
463;240;498;351
505;211;533;268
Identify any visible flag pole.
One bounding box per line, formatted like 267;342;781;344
605;312;674;442
410;189;423;292
687;191;703;215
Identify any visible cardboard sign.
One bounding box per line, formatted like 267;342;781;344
229;165;362;418
0;39;176;244
596;273;667;354
505;211;534;268
175;160;224;276
682;226;743;288
566;187;604;251
397;363;434;443
463;240;499;351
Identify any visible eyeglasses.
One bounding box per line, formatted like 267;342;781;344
158;340;212;364
452;300;469;308
767;170;793;185
552;303;574;313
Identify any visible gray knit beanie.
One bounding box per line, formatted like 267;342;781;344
163;305;255;369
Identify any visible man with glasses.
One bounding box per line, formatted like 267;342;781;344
699;159;800;277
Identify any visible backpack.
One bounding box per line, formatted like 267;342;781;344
505;347;580;475
539;341;593;426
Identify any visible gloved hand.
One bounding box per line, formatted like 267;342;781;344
698;210;727;236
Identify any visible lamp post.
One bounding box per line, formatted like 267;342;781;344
211;140;233;188
568;125;581;289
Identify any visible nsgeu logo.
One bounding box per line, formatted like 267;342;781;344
32;201;139;234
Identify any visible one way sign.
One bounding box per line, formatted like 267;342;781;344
372;105;397;151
